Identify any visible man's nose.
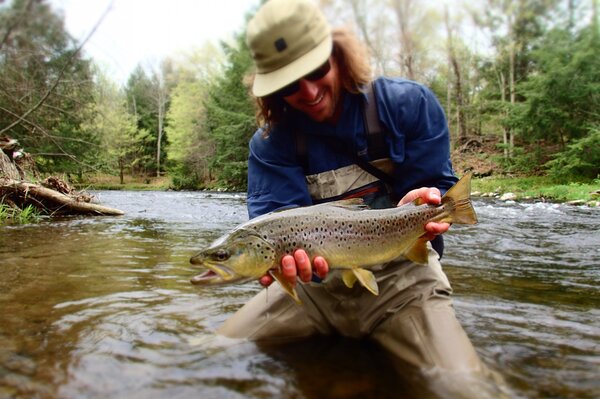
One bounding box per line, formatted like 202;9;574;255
297;79;320;98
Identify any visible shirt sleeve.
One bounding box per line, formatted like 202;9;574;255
375;78;458;196
247;128;312;219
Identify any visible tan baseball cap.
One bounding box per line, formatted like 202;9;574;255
246;0;332;97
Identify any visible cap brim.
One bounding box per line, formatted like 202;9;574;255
252;37;332;97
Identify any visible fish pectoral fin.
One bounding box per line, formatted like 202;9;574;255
352;268;379;296
270;269;302;304
405;238;429;265
342;270;358;288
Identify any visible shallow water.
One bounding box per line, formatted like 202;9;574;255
0;192;599;398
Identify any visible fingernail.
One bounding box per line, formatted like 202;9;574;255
282;256;294;269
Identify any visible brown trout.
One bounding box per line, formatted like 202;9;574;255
190;172;477;303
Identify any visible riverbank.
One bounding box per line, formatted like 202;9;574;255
76;174;600;206
472;176;600;206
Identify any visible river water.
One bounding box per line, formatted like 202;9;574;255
0;191;598;398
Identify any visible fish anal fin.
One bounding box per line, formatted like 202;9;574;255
405;238;429;265
342;270;357;288
353;268;379;296
270;270;302;304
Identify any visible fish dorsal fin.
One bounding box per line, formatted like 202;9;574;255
405;237;429;265
328;198;370;210
411;197;426;206
270;269;302;304
352;268;379;295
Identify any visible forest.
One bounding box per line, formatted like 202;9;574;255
0;0;598;195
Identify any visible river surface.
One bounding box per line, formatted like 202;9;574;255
0;191;599;398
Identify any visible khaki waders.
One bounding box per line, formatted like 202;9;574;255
218;246;484;373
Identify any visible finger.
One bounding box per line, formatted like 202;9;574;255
425;221;450;235
281;254;297;286
313;256;329;279
425;188;442;205
259;274;274;287
398;188;422;206
294;249;313;283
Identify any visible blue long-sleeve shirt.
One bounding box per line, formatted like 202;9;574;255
247;77;457;219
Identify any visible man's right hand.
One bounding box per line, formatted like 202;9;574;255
259;249;329;287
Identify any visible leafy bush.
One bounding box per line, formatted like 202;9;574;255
546;127;600;181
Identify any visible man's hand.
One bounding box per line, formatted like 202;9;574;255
398;187;450;241
259;249;329;287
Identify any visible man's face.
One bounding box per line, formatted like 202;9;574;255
281;57;342;124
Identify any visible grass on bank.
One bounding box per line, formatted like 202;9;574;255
77;173;600;204
0;204;41;224
74;175;171;191
471;176;600;203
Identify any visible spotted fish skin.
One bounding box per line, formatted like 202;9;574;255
190;173;477;302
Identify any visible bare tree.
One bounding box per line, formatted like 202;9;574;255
149;67;169;178
390;0;417;80
444;6;467;143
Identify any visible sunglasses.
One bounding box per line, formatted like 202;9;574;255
274;59;332;97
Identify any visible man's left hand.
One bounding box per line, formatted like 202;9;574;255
398;187;450;241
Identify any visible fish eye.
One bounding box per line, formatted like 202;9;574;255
213;249;230;261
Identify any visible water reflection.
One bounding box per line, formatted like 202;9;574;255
1;192;599;398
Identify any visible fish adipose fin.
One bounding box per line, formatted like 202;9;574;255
270;269;302;304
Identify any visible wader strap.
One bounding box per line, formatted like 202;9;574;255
362;82;388;161
294;81;394;185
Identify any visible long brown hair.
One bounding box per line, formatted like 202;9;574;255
252;27;372;134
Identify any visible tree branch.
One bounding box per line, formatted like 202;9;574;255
0;2;113;136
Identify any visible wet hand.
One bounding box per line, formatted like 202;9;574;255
259;249;329;287
398;187;450;241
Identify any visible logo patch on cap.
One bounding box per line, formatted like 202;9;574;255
274;38;287;52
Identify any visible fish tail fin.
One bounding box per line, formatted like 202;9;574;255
270;269;302;304
441;172;478;225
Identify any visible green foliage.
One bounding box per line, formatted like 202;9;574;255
203;35;256;189
0;204;41;224
472;176;599;202
0;0;97;174
81;68;140;182
513;26;600;145
169;164;202;190
546;126;600;181
124;65;170;176
494;144;546;175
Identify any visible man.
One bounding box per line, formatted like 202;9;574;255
218;0;496;394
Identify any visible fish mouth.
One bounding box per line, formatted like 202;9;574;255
189;260;245;285
190;269;226;284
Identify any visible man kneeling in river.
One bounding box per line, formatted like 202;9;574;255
214;0;503;396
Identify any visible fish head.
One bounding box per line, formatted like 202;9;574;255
190;228;276;285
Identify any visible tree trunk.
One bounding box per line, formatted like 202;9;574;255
445;6;467;143
1;178;124;216
507;12;516;158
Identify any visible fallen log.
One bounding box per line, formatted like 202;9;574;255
1;177;124;216
1;141;124;217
